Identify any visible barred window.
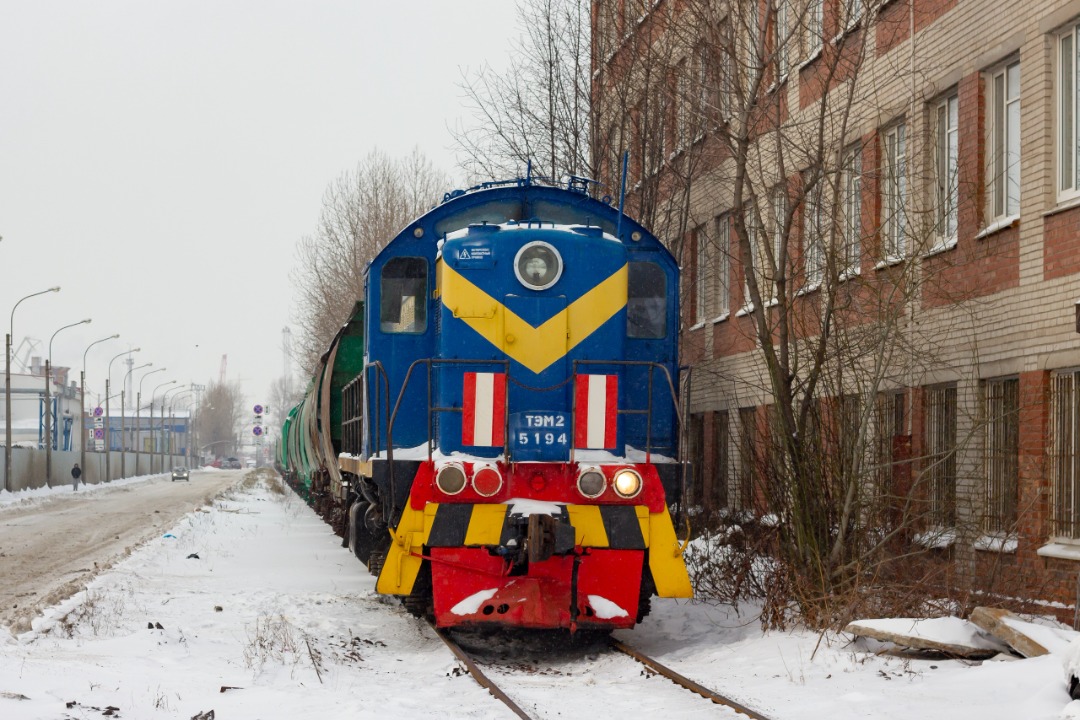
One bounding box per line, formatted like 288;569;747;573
737;407;757;511
875;391;906;520
1051;370;1080;538
715;410;730;509
924;384;957;527
983;377;1019;534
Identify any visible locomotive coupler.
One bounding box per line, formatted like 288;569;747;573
491;513;576;568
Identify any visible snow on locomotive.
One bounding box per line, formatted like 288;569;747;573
286;176;692;631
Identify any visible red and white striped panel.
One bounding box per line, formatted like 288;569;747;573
462;372;506;446
574;374;618;449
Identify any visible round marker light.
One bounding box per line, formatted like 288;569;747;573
612;468;643;499
435;463;466;495
577;469;606;499
472;466;503;497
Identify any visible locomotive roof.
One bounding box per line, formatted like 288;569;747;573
366;178;672;273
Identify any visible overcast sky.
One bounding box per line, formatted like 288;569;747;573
0;0;518;415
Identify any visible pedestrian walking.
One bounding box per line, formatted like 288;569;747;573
71;463;82;491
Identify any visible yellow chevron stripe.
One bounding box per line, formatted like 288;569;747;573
440;263;628;374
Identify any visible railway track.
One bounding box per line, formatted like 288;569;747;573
430;623;772;720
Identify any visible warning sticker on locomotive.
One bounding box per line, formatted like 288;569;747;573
510;411;570;461
451;243;494;269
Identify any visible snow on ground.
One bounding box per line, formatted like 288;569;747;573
0;472;1078;719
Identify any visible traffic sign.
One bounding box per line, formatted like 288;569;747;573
253;404;264;415
253;426;263;436
93;407;103;417
93;428;104;440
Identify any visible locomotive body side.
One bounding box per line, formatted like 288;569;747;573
348;181;691;631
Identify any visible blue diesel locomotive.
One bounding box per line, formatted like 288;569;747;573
282;175;692;631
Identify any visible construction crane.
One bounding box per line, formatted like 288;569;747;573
219;354;227;384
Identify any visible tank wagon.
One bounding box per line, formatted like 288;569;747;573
281;175;692;631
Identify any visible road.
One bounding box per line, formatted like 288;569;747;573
0;469;245;635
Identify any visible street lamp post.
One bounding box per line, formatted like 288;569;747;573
105;348;139;482
80;334;118;484
136;367;166;475
5;286;59;493
45;318;90;485
169;391;194;462
119;362;151;479
150;380;176;474
161;385;187;466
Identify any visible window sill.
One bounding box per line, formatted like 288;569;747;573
1043;196;1080;219
763;297;779;308
796;282;821;297
797;47;823;71
838;266;861;282
973;534;1018;554
924;237;958;259
976;215;1019;240
874;255;905;270
1036;541;1080;561
688;320;706;331
913;528;955;549
831;18;862;46
735;304;754;317
711;312;730;324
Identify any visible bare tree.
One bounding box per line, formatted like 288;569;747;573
291;149;449;373
196;380;245;458
454;0;592;183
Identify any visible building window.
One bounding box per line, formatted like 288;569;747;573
882;123;906;260
676;59;689;150
380;257;427;334
714;213;731;316
737;407;757;511
988;61;1021;221
742;201;761;309
802;170;824;287
802;0;823;60
769;184;786;301
875;390;906;514
934;93;959;245
841;144;862;276
719;19;734;121
715;410;730;509
695;226;711;323
983;377;1019;534
694;41;709;137
1051;370;1080;539
924;384;957;527
775;0;790;81
843;0;863;32
1059;25;1080;199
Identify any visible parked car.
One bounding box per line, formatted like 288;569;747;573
171;467;190;482
224;457;242;469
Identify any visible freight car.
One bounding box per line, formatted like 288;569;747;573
281;174;692;631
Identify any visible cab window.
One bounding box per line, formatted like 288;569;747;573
380;257;427;333
627;261;666;338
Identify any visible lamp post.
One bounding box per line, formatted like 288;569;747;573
45;318;90;485
161;385;187;466
150;380;176;473
80;333;118;483
5;286;59;492
120;362;151;478
136;367;166;475
105;348;139;482
169;391;194;462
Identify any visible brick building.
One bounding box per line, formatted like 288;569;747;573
591;0;1080;613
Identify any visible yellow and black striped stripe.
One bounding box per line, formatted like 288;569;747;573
377;501;692;599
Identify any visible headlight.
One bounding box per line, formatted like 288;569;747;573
612;468;642;499
471;465;503;497
435;463;466;495
577;468;606;498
